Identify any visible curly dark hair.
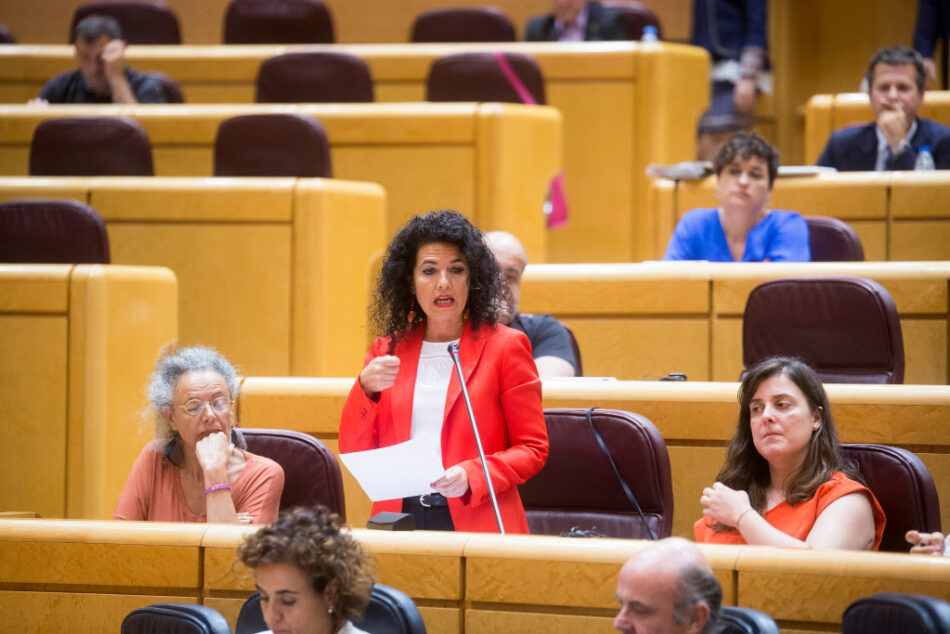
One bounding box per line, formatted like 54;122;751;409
370;209;507;352
713;132;780;186
710;356;859;533
237;506;375;630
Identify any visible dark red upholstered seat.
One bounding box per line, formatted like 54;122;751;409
241;428;345;519
843;593;950;634
806;216;865;261
410;7;516;43
143;70;184;103
223;0;334;44
841;444;941;552
0;198;110;264
213;113;332;177
70;1;182;44
255;52;374;103
29;117;154;176
426;52;546;105
602;1;662;40
742;277;904;384
517;408;673;539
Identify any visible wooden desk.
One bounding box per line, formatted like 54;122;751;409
0;41;708;262
519;261;950;385
237;378;950;541
0;265;176;519
0;102;557;262
650;171;950;262
2;519;948;633
0;177;385;378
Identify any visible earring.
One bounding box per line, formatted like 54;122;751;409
328;607;334;615
463;307;470;321
408;309;416;323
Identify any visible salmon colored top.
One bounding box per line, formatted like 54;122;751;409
694;471;886;549
113;439;284;523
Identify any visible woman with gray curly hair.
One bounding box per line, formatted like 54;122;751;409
113;345;283;523
237;506;375;634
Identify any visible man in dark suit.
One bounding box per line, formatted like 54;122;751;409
525;0;627;42
817;46;950;171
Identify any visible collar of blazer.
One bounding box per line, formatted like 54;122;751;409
389;321;491;443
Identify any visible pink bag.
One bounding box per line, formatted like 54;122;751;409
492;52;569;229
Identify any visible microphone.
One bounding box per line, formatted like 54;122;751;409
447;342;505;534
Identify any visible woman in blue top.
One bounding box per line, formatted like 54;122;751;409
663;133;810;262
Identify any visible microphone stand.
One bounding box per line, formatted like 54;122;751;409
447;342;505;534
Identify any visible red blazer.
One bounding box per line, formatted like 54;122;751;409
339;321;548;533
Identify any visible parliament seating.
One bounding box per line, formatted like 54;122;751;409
0;103;557;263
841;444;942;553
0;264;176;519
70;1;182;44
718;606;780;634
2;519;949;633
516;261;950;385
650;171;950;262
241;428;345;518
122;603;230;634
236;377;950;540
518;408;673;539
255;51;374;103
842;593;950;634
426;51;546;104
410;7;517;43
29;116;154;176
145;70;185;103
0;42;706;262
742;277;904;384
806;216;865;262
0;198;110;263
223;0;334;44
602;1;663;39
213;113;332;177
0;176;386;378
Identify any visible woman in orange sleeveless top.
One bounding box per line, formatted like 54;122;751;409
695;356;886;549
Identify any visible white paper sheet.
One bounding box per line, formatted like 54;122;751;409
339;436;447;501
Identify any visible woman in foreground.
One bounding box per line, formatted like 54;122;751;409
238;506;374;634
696;356;885;549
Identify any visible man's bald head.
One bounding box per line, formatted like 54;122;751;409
614;538;721;634
485;231;528;322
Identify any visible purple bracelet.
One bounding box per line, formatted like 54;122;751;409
203;483;232;495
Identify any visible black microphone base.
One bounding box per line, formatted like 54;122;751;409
366;511;416;531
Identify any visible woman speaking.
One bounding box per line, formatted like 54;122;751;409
339;210;548;533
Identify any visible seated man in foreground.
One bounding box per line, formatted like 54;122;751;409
614;537;722;634
35;14;166;104
485;231;577;378
816;45;950;170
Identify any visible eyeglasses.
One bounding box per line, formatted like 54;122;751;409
178;396;232;417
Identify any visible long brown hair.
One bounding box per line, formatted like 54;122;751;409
711;356;858;532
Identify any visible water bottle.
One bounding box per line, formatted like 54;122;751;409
641;25;659;42
915;145;935;171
